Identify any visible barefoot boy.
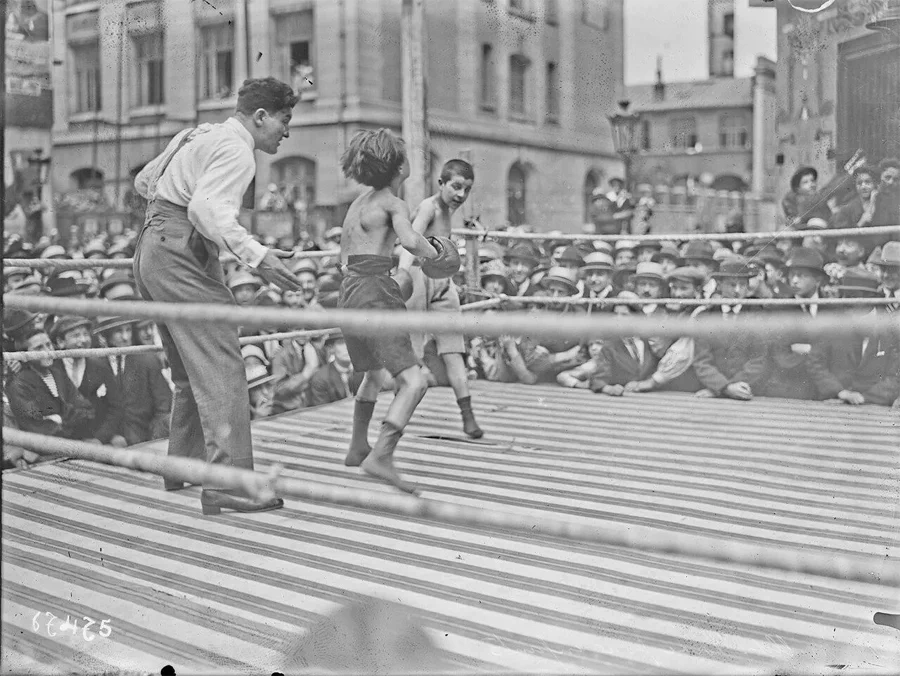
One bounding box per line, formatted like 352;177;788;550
398;159;483;438
338;129;439;494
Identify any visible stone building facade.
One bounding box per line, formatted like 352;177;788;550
48;0;626;235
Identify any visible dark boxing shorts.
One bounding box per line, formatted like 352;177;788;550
338;255;419;376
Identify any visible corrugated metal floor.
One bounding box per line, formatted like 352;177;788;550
3;382;899;675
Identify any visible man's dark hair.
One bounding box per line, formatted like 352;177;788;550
235;78;298;115
440;159;474;183
852;164;878;181
878;157;900;173
341;129;406;189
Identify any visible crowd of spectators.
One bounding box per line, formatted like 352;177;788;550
3;158;899;470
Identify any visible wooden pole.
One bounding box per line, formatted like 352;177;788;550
401;0;428;208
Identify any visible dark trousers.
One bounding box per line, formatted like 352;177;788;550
133;199;253;488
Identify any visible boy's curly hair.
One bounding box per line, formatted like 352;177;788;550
341;129;406;189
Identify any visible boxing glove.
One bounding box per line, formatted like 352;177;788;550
392;268;414;301
420;236;461;279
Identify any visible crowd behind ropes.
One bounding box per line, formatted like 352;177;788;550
2;155;899;470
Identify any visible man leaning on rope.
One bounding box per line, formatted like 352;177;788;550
133;77;302;516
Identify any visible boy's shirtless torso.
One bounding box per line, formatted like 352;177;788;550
340;189;412;264
412;194;457;239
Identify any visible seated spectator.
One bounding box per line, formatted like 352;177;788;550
682;241;718;298
581;252;615;308
286;258;321;309
98;271;137;301
246;364;275;420
825;235;868;288
228;270;262;307
614;240;637;267
242;344;270;373
809;270;899;407
830;164;897;255
480;260;514;297
651;243;682;275
632;262;667;317
50;316;127;446
634;240;661;264
693;257;771;400
503;243;541;296
782;166;831;227
763;247;828;400
271;333;321;414
873;241;900;311
308;333;363;406
6;326;96;441
589;291;660;397
627;266;707;394
93;316;172;445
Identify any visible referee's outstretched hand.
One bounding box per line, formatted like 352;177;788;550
258;248;302;292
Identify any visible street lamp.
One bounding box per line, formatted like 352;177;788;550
607;99;642;193
26;148;51;243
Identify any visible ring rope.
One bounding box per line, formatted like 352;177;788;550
4;427;895;587
3;249;336;270
4;294;898;342
485;295;900;308
3;328;340;362
451;223;900;243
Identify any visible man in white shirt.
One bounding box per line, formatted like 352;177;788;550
133;77;302;516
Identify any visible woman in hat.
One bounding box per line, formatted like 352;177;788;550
781;166;831;227
503;243;541;296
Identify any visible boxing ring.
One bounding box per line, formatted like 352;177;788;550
3;382;898;674
3;223;900;674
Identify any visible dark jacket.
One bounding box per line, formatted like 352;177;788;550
7;365;96;439
763;301;826;401
807;315;900;405
589;338;660;392
692;307;771;395
308;362;363;407
116;354;172;445
72;358;126;443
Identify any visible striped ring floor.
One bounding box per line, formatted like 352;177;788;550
2;381;899;674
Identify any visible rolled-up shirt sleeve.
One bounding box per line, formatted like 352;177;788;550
187;144;267;268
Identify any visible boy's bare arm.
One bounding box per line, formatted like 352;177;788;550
391;199;438;259
398;198;437;270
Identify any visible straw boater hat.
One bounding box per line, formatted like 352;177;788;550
873;241;900;268
99;272;137;300
227;270;262;291
593;241;614;257
538;266;579;296
652;243;683;266
246;363;276;390
40;244;68;260
581;251;615;272
614;239;638;253
291;257;320;276
83;240;108;258
9;274;44;295
631;261;666;283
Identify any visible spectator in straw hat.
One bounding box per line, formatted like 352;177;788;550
581;251;615;311
692;257;771;401
809;270;900;407
50;315;128;447
4;266;30;293
503;242;541;296
99;271;138;301
873;241;900;312
245;362;276;420
763;247;829;401
308;333;363;407
614;240;637;267
93;316;171;445
6;323;97;442
7;273;44;296
227;269;262;307
40;244;68;260
588;291;660;397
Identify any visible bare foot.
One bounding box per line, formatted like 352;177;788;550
344;442;371;467
361;455;419;495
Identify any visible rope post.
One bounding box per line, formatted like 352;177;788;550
464;230;480;303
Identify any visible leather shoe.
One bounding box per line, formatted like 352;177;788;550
200;489;284;516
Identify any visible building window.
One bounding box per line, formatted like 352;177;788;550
719;114;748;149
507;162;527;226
509;54;530;117
545;61;559;123
641;119;651;150
70;42;101;113
545;0;558;24
198;23;234;100
276;10;315;98
669;116;697;150
133;33;164;106
723;12;734;38
271;156;316;221
70;167;104;190
479;44;496;111
583;170;600;223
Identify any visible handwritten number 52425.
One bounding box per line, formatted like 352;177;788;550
32;612;111;640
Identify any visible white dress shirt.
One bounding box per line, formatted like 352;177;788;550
134;118;267;268
63;358;86;388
